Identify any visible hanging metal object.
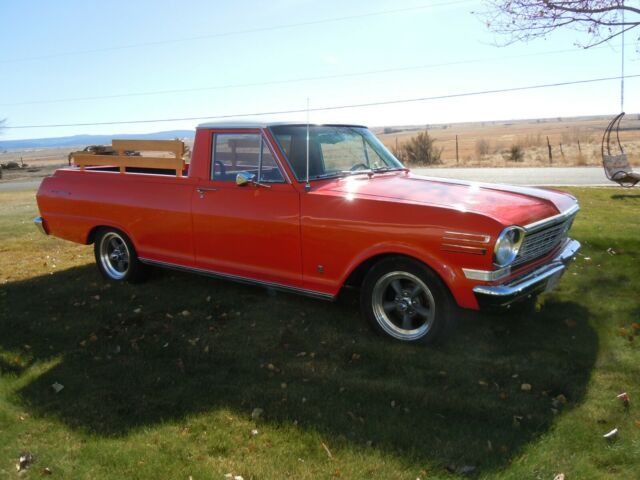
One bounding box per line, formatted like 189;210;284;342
601;112;639;187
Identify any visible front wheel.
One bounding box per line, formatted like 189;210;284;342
360;257;456;343
94;228;147;283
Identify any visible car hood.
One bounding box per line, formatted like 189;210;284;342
324;172;577;227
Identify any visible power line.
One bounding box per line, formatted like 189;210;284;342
0;45;610;107
0;0;472;64
5;74;638;129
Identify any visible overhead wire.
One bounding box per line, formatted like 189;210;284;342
0;0;473;64
0;45;612;107
5;74;638;129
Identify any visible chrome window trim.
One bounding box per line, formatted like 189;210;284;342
524;204;580;232
139;257;334;301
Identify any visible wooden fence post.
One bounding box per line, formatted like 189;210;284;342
546;136;552;165
455;135;459;165
577;139;582;154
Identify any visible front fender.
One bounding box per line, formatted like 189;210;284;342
338;241;463;300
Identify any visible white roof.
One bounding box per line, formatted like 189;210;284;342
196;120;367;129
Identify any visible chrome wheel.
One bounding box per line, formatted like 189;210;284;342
371;271;436;341
99;232;130;280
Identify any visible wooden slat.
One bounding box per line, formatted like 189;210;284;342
73;154;185;177
111;139;184;157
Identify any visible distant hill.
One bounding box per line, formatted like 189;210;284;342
0;130;195;150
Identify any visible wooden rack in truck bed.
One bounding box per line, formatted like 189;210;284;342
70;139;188;176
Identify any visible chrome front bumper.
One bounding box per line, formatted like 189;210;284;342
34;216;48;235
473;238;580;309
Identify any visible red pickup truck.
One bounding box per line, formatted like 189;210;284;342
35;122;580;343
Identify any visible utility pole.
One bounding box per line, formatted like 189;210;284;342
621;2;625;112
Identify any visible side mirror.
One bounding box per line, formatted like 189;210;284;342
235;171;271;188
236;171;257;186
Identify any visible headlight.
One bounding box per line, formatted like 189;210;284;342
493;226;525;267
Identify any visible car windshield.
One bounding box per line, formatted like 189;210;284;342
269;125;404;181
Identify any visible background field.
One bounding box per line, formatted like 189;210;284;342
2;115;640;185
375;115;640;168
0;187;638;479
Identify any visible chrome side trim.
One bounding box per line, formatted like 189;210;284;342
473;239;580;298
442;244;487;255
34;216;48;235
442;231;491;255
443;231;491;244
463;266;510;281
524;203;580;232
138;257;335;301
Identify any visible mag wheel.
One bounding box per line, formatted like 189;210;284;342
94;228;146;282
361;257;455;343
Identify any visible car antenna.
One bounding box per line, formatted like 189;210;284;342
305;97;311;192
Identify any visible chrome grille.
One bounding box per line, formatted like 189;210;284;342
513;214;575;267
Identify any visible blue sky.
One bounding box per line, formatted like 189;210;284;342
0;0;637;140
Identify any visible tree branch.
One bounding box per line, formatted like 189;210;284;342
480;1;640;49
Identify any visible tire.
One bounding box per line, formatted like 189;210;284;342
94;228;147;283
360;256;456;344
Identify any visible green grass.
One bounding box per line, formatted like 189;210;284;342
0;188;639;479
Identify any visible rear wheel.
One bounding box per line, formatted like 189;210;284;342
360;257;456;343
94;228;147;282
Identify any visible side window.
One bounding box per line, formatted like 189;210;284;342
212;133;284;183
260;142;284;183
212;133;260;181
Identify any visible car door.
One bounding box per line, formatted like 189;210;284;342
191;130;302;287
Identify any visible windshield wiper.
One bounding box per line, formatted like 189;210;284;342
310;171;346;179
372;166;405;172
340;169;374;176
340;166;404;176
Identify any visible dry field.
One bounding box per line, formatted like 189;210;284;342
0;147;71;182
0;141;196;183
2;115;639;183
375;114;640;168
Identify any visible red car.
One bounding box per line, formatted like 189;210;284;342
35;122;580;343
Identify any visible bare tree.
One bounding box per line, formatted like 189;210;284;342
480;1;640;48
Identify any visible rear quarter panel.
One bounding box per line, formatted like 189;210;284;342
37;169;195;265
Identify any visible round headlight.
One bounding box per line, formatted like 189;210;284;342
493;226;525;267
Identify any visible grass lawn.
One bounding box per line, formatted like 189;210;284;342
0;187;638;479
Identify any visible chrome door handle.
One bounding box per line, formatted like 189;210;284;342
196;187;218;197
